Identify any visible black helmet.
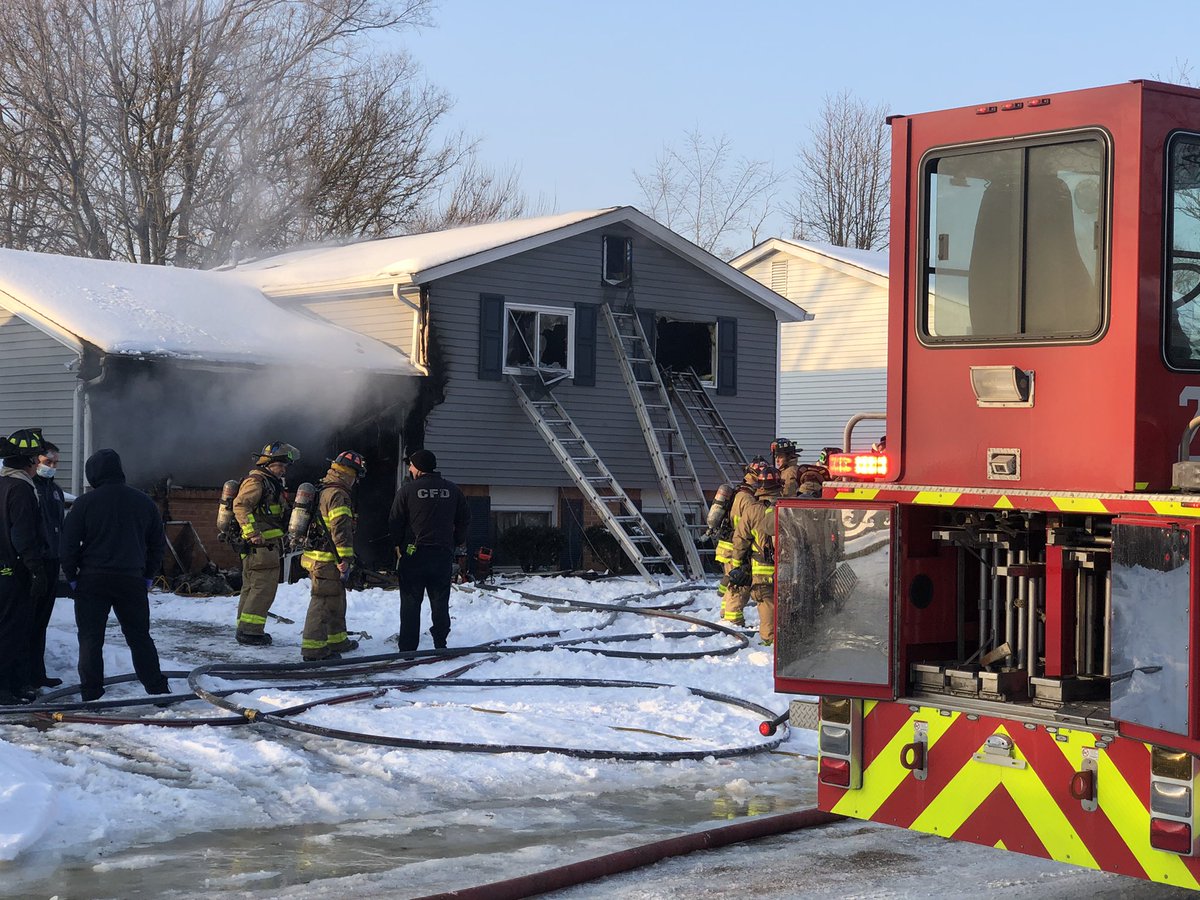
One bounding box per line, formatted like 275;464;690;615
771;437;799;458
817;446;843;466
333;450;367;476
2;427;43;460
744;456;768;480
256;441;300;466
758;464;782;490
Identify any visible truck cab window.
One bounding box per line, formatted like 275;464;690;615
923;136;1105;342
1165;134;1200;369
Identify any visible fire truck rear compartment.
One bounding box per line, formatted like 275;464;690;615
777;502;1199;734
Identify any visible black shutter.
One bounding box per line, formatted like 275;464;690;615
466;495;491;554
717;317;737;396
574;303;597;387
478;294;505;380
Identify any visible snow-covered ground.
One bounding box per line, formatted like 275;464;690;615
0;576;1190;899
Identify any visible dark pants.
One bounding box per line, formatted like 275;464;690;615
398;546;454;652
74;574;168;700
0;565;33;692
23;558;59;685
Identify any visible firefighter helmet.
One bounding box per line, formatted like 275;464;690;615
333;450;367;476
744;455;768;480
770;437;799;459
817;446;842;466
3;427;43;456
757;464;782;491
256;441;300;466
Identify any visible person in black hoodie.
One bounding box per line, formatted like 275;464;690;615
389;449;469;652
61;448;169;702
0;428;48;705
27;439;66;689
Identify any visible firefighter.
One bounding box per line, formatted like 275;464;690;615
771;437;801;499
729;464;782;646
0;428;47;704
713;457;766;627
233;441;299;647
29;439;66;687
299;450;365;661
389;448;469;652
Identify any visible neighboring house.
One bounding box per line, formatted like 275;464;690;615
732;238;888;457
0;248;413;566
234;207;806;567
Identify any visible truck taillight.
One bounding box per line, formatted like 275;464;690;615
829;452;888;479
1150;746;1198;855
817;697;862;790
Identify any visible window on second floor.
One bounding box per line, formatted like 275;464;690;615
503;303;575;376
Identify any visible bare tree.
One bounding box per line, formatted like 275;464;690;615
788;91;890;250
634;129;779;259
406;154;530;233
0;0;469;266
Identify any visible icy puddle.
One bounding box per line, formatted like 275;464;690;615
0;779;816;899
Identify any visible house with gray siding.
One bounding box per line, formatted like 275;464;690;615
234;208;806;566
732;238;888;458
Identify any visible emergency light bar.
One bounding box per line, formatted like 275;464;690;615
828;451;888;480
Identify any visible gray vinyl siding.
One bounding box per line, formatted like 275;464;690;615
0;310;78;486
424;225;778;490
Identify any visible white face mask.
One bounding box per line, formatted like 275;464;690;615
36;464;56;479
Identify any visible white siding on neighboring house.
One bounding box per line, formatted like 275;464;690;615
292;291;418;363
736;240;888;455
0;309;79;486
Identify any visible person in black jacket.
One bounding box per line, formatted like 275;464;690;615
0;428;48;704
27;439;66;689
389;449;469;652
61;448;170;702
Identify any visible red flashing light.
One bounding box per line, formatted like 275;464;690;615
1000;101;1024;111
1026;97;1051;107
1150;818;1193;854
829;452;888;479
819;757;851;787
976;105;998;115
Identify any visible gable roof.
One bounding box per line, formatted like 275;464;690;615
0;248;414;374
232;207;809;323
731;237;889;288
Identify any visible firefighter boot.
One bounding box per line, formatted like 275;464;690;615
236;631;273;647
326;638;359;654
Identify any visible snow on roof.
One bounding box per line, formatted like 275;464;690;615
731;237;888;281
776;238;888;277
234;209;618;293
233;207;808;323
0;248;413;373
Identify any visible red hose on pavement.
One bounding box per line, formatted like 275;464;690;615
414;807;842;900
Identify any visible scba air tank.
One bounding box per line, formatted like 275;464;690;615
706;482;736;531
287;482;317;545
216;480;240;536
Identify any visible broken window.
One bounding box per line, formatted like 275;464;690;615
503;304;574;375
603;235;632;285
655;316;716;383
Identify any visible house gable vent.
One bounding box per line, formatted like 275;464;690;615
770;259;789;295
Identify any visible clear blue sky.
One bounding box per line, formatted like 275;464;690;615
402;0;1196;241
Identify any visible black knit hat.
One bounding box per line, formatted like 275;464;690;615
408;449;437;473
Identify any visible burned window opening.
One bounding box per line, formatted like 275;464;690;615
503;304;574;376
603;235;632;285
655;317;716;383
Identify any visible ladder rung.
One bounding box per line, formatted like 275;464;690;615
635;380;658;387
641;556;671;563
584;475;612;482
612;515;640;522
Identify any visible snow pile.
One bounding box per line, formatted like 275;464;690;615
0;742;55;861
0;247;411;372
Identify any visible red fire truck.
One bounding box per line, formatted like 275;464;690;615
775;80;1200;888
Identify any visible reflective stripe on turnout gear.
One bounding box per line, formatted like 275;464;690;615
238;613;268;626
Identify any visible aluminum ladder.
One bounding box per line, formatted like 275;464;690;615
601;304;707;580
667;367;748;485
508;375;683;580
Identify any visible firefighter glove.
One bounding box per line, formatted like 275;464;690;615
728;563;751;587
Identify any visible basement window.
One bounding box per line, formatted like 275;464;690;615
503;304;574;376
655;317;716;384
603;235;633;285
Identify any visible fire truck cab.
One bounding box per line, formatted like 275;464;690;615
775;81;1200;887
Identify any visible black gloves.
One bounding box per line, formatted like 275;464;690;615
727;562;751;587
